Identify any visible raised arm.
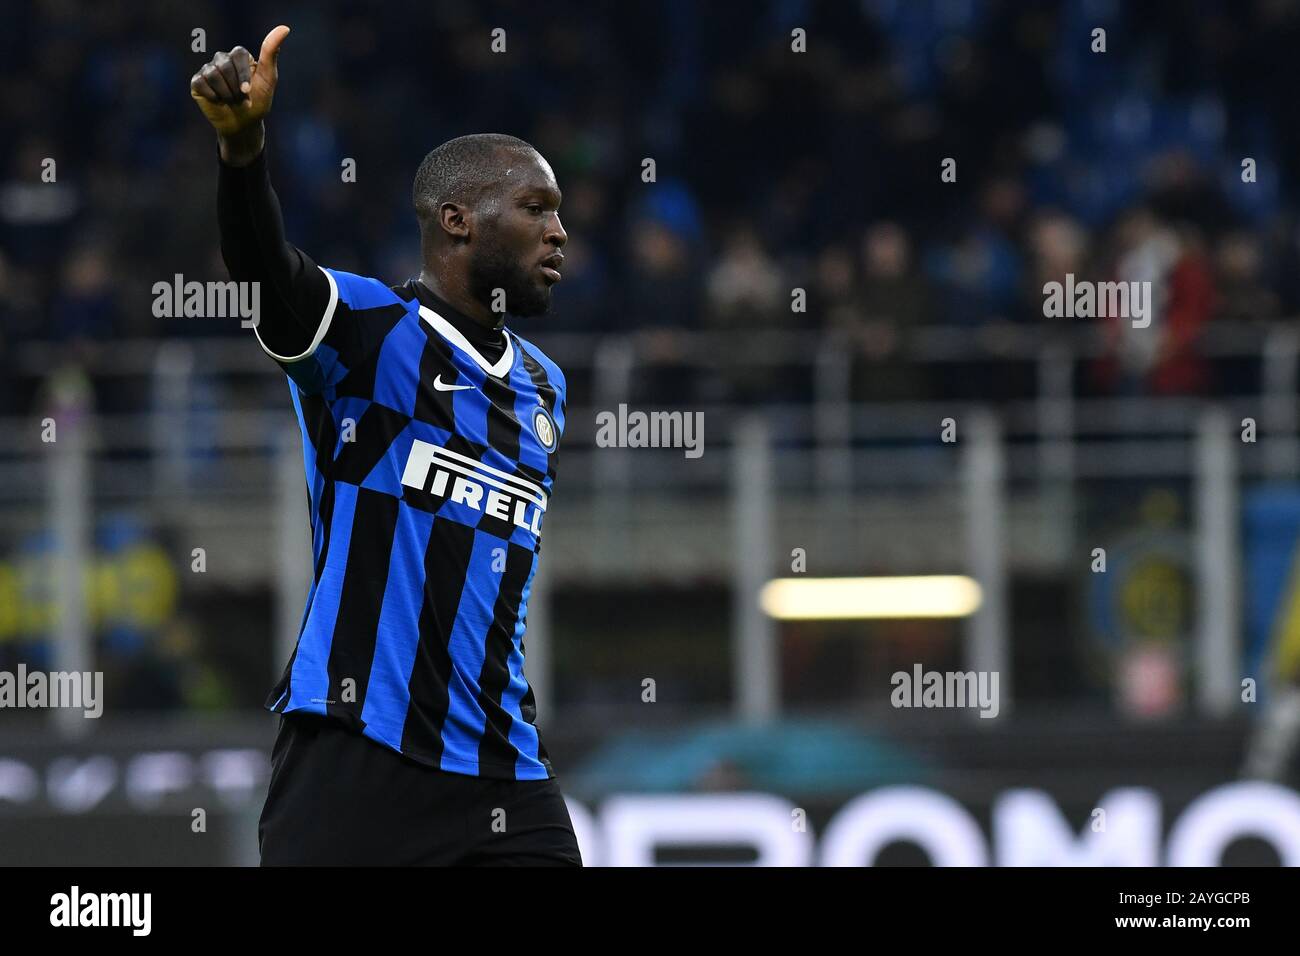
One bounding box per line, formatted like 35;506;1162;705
191;25;331;359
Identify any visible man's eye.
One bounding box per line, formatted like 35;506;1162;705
526;204;543;213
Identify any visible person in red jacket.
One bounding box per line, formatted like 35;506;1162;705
1093;210;1218;396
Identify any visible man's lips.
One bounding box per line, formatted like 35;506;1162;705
540;254;564;283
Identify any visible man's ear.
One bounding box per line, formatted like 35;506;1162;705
439;201;470;241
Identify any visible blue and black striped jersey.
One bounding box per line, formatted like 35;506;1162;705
260;267;566;781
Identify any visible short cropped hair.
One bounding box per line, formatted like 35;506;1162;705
412;133;538;236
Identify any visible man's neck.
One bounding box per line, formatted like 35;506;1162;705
417;270;502;331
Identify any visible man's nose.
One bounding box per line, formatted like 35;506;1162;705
546;214;567;247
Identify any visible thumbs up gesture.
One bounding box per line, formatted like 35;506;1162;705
191;25;290;139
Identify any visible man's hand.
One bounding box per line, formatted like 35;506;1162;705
191;25;290;164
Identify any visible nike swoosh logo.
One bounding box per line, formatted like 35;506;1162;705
433;374;474;392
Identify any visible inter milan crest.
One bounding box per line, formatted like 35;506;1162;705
533;403;558;453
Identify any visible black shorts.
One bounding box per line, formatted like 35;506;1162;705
258;712;583;866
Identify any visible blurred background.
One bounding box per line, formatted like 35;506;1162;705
3;0;1300;865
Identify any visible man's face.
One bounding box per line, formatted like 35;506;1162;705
467;151;567;318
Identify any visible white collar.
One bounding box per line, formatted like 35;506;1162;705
417;304;514;378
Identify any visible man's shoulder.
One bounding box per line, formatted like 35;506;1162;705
317;266;410;313
509;330;566;392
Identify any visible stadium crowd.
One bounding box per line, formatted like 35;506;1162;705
5;0;1300;416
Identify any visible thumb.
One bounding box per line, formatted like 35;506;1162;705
258;24;291;68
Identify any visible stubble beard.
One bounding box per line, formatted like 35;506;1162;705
468;239;552;318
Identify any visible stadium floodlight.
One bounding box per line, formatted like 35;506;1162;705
758;576;983;620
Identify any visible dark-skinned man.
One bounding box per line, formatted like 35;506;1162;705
192;25;579;866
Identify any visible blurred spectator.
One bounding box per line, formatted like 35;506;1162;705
50;244;118;341
846;222;933;402
856;221;931;334
622;218;700;332
1024;211;1091;324
1213;231;1280;323
812;242;858;329
923;180;1025;325
704;224;784;328
1094;210;1217;395
622;217;703;401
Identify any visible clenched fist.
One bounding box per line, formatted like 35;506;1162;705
191;25;290;162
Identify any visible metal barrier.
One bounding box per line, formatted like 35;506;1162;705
0;322;1291;726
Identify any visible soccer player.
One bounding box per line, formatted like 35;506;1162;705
191;25;580;865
